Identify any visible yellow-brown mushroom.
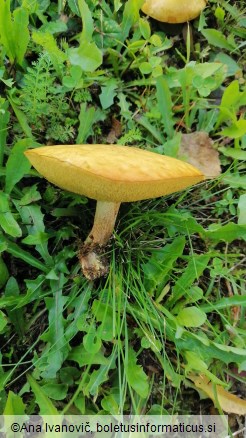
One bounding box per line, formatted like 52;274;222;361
25;144;204;280
141;0;207;23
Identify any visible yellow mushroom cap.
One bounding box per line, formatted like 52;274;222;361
25;144;204;203
141;0;207;23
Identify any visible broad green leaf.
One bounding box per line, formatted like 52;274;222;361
135;115;165;143
7;94;33;138
0;257;9;288
0;310;8;332
139;62;153;75
219;119;246;139
156;76;174;138
185;62;219;79
185;286;204;304
142;236;186;295
202;28;235;51
86;367;109;397
39;20;67;34
128;39;146;52
0;235;48;272
205;223;246;243
0;0;15;62
99;80;118;109
238;194;246;225
172;62;223;88
215;6;225;22
67;0;80;15
91;301;111;322
21;0;47;13
219;146;246;160
163;207;205;236
176;307;207;327
4;277;25;335
76;104;95;143
213;53;241;77
0;192;22;237
185;351;208;373
114;0;122;12
125;348;149;398
5;139;37;194
0;99;10;167
121;0;145;41
167;255;210;307
213;343;246;357
185;354;225;386
139;17;151;40
221;80;241;107
17;204;51;261
42;383;68;401
62;65;83;89
200;295;246;313
101;395;119;414
62;76;77;89
85;354;115;397
117;92;132;120
68;0;102;72
22;232;49;245
239;361;246;373
65;285;91;342
92;300;114;341
51;207;82;217
13;7;30;65
0;0;29;65
78;0;94;42
222;174;246;189
76;104;105;143
3;390;26;415
68;43;102;72
27;374;59;414
60;367;80;385
0;366;14;392
69;345;110;367
83;330;102;354
39;289;69;378
149;34;162;47
216;80;246;127
140;329;162;352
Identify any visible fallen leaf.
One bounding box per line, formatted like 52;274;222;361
106;117;122;143
179;131;221;178
188;374;246;415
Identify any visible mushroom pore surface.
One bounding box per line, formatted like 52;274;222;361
25;144;204;203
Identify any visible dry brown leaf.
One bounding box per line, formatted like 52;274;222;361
189;374;246;415
106;118;122;143
179;131;221;178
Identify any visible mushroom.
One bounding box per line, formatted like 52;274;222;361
24;144;204;280
141;0;207;23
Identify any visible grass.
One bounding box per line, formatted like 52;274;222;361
0;0;245;425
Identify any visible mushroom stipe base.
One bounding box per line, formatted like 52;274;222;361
78;242;109;281
77;201;120;280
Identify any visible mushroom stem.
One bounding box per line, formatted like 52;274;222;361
85;201;121;246
79;201;121;280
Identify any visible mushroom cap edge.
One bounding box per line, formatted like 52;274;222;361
24;144;205;203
